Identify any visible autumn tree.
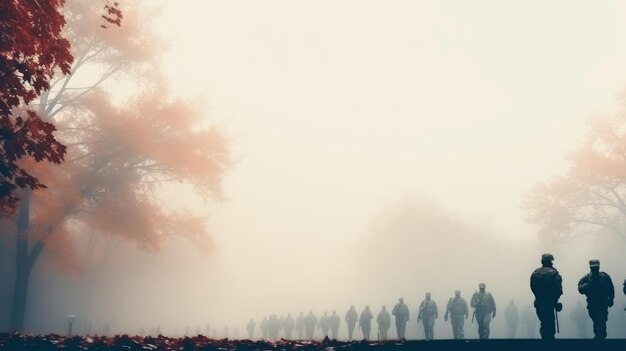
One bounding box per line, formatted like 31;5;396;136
0;0;122;215
523;107;626;242
7;0;231;331
0;0;72;214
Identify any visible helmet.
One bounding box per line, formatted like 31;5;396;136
589;259;600;267
541;253;554;262
479;283;486;289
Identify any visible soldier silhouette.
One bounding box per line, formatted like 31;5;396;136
103;322;111;337
570;301;590;338
246;319;256;339
329;310;340;340
505;300;519;338
578;259;615;339
376;305;391;340
392;297;410;340
260;316;269;340
304;310;318;340
530;253;563;339
445;290;469;339
345;306;358;340
359;306;373;340
284;313;295;339
268;315;279;339
319;312;330;338
623;278;626;313
471;283;496;339
418;292;438;340
296;312;305;339
521;305;537;338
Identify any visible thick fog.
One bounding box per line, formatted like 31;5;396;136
3;0;626;340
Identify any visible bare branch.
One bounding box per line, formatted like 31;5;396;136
571;218;624;237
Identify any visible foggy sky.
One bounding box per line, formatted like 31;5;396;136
2;0;626;339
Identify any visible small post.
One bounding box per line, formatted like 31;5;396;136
67;314;76;336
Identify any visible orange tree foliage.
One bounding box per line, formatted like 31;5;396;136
523;108;626;241
25;0;232;269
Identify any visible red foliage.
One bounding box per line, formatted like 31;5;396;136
0;0;73;214
101;1;123;28
0;1;125;215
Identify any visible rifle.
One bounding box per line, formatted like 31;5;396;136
554;308;560;334
471;311;475;324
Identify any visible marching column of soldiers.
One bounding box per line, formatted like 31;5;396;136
245;254;626;341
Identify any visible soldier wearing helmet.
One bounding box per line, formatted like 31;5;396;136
471;283;496;339
418;292;438;340
578;259;615;339
376;306;391;340
392;297;410;340
345;306;358;340
530;253;563;339
359;306;374;340
445;290;468;339
329;311;340;340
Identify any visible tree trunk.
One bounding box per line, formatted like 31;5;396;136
9;190;44;332
9;259;31;331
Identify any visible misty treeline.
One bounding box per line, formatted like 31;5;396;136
0;0;231;333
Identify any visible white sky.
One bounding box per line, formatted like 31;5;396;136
111;0;626;333
154;0;626;242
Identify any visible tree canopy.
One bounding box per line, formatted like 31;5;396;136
524;102;626;242
5;0;231;331
0;0;123;215
0;0;73;214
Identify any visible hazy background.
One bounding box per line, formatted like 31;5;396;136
2;0;626;339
